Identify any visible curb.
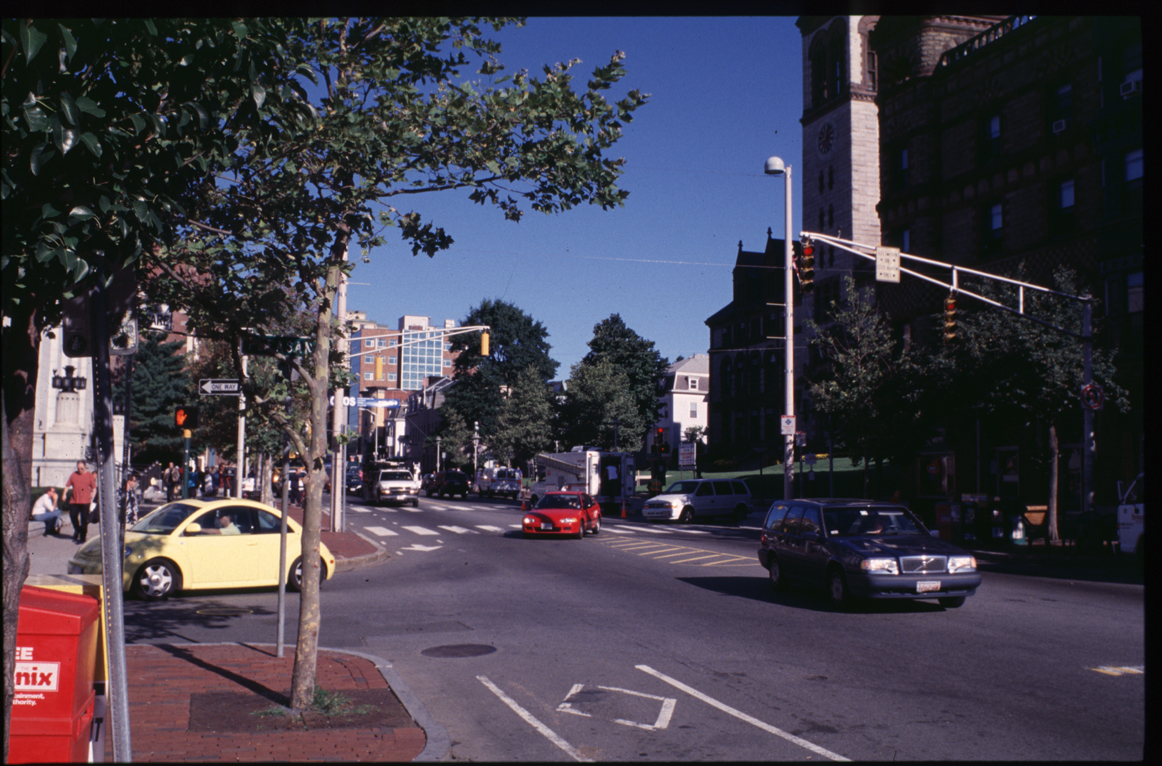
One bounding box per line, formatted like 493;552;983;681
334;530;392;574
178;642;450;762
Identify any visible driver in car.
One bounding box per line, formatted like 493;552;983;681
218;513;241;535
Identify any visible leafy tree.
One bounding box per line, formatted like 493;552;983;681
436;408;473;470
577;314;668;451
444;298;558;443
113;334;190;466
491;364;555;467
939;266;1127;540
806;277;919;497
561;358;645;452
144;18;645;711
2;19;299;748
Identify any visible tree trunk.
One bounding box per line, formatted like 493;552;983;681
289;234;345;712
2;305;39;760
1048;422;1060;543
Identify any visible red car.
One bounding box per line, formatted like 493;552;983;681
522;491;602;538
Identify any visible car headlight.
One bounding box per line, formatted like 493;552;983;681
948;555;977;573
560;517;577;524
523;516;536;524
860;558;900;575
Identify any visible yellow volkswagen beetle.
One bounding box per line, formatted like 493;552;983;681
67;498;336;600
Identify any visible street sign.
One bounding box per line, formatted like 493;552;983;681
876;246;901;283
358;398;399;408
1080;383;1104;410
780;415;796;436
679;443;696;469
241;335;314;357
200;379;242;396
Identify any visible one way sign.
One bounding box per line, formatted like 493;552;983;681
200;379;241;396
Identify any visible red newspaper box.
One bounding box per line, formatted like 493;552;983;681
9;585;100;763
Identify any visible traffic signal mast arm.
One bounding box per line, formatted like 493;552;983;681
335;324;492;359
799;231;1092;339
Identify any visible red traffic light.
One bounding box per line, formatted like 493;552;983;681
801;243;814;257
175;406;200;429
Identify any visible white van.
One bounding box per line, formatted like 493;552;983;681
477;466;522;499
642;478;752;522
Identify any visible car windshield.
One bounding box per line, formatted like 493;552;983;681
663;481;702;494
380;471;411;481
130;502;202;534
823;507;927;537
537;494;583;510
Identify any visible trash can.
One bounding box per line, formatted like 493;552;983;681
934;503;953;540
9;585;101;764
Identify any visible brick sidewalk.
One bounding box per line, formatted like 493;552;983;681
112;643;426;762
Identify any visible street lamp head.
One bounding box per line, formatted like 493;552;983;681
764;156;786;175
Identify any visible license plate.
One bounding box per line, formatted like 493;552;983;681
917;581;941;593
541;523;554;530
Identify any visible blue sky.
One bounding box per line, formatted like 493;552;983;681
343;17;805;377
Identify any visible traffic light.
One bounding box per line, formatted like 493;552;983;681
375;355;384;380
174;405;200;430
480;330;490;356
943;295;957;342
797;241;816;293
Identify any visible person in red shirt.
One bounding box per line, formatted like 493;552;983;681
64;460;98;543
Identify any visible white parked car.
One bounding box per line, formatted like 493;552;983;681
372;469;420;507
477;466;522;499
642;478;751;523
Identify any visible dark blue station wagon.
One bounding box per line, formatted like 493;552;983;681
758;499;982;609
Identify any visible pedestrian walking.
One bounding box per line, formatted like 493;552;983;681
31;487;63;535
121;474;140;527
64;460;97;543
289;468;302;506
164;462;178;502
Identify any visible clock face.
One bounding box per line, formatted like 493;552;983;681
817;123;835;155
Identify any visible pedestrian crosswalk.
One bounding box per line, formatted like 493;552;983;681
352;515;746;544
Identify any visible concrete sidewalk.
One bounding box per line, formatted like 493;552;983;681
21;495;445;762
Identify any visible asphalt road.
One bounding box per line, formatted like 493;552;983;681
119;494;1145;761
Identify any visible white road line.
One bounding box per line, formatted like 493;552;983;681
605;527;634;534
636;664;850;762
478;676;591;762
401;525;439;536
475;525;505;532
363;526;398;537
635;526;674;534
437;525;475;534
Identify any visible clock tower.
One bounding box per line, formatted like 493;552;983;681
796;16;882;310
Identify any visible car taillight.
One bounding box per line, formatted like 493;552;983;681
760;532;768;545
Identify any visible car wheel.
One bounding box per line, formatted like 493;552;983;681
590;517;601;535
938;596;966;609
735;504;749;522
412;498;419;507
827;567;851;610
678;507;694;524
289;556;326;592
576;521;585;540
767;555;785;591
133;559;182;601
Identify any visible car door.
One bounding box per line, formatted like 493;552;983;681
796;506;828;586
711;480;735;517
692;481;715;518
778;505;806;579
181;507;258;586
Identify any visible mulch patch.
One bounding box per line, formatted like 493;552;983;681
189;688;415;733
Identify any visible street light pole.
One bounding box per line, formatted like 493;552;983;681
765;156;795;501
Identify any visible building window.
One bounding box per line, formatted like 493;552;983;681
981;114;1001;163
364;339;375;348
819;170;825;194
388;356;397;365
1050;179;1076;236
364;372;373;380
389;339;398;347
689;378;699;391
827;166;834;190
364;355;373;364
867;50;877;91
818;209;825;230
690;402;698;418
981;202;1003;256
388;373;397;382
377;338;386;348
443;358;452;367
828;204;834;228
1125;148;1143;187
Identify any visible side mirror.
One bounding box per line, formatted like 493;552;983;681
186;523;202;535
802;530;819;542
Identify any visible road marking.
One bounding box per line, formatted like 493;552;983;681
635;526;674;534
476;525;505;532
1089;665;1144;676
364;526;398;537
666;553;721;564
478;676;591;762
605;527;634;534
636;665;849;762
557;684;676;731
437;525;475;534
400;543;442;552
402;525;439;536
